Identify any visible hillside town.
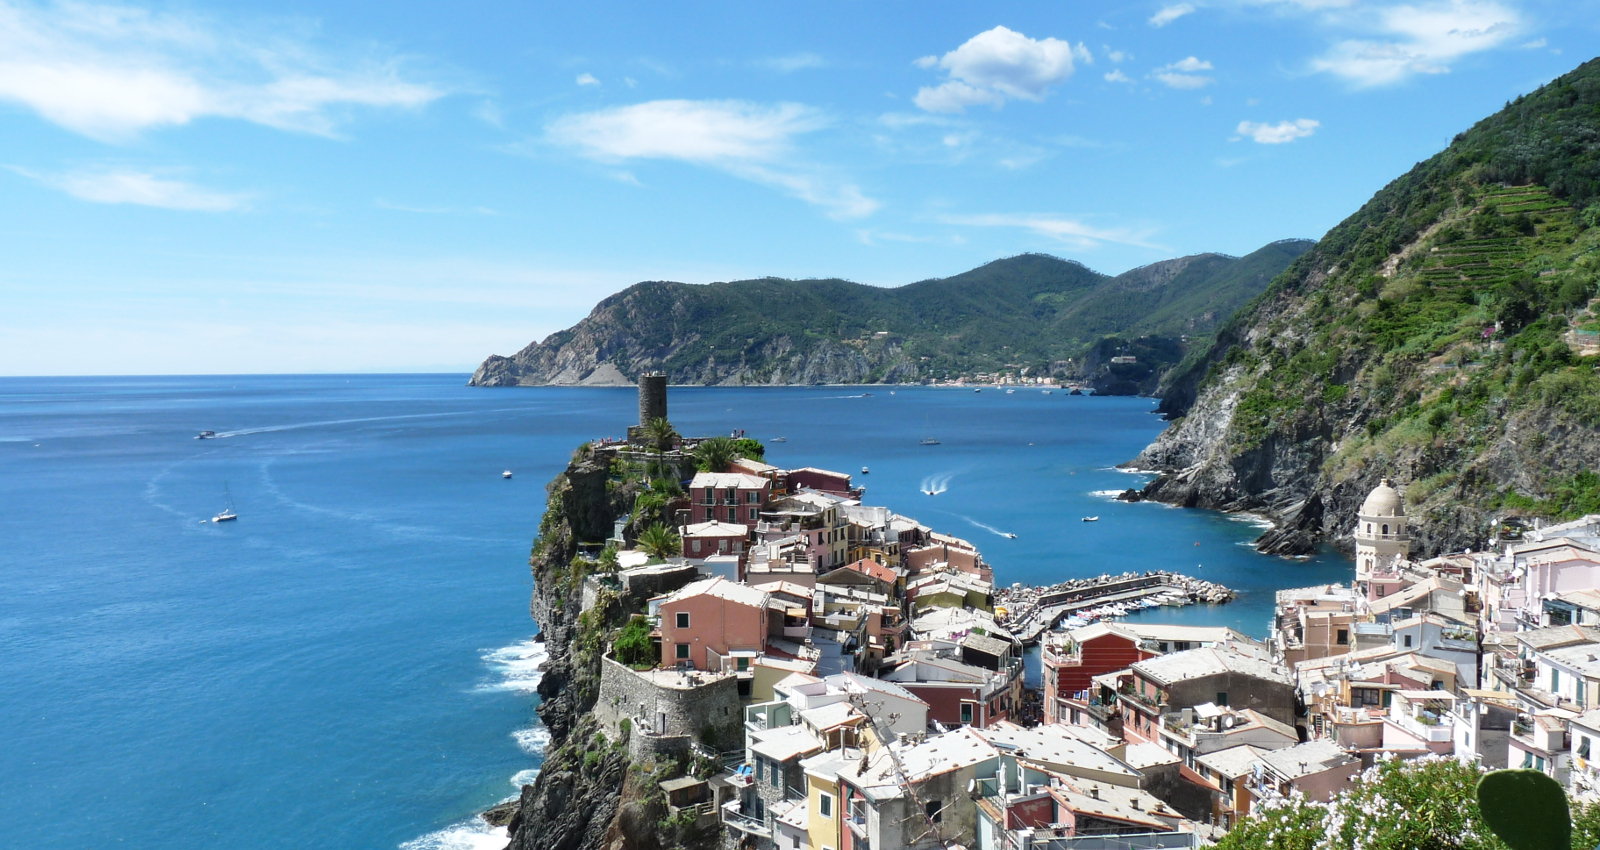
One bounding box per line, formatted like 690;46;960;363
567;378;1600;850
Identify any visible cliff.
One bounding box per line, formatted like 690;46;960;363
503;444;722;850
469;242;1310;389
1131;57;1600;557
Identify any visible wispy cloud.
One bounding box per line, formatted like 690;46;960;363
1302;0;1523;86
1151;56;1215;88
546;99;877;219
1149;4;1197;27
1104;69;1132;83
1234;118;1320;143
855;229;965;246
913;26;1091;113
938;212;1160;250
13;166;247;210
575;73;600;86
757;53;826;72
0;0;444;142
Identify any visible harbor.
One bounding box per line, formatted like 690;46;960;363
996;570;1237;645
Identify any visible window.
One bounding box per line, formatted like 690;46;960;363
1537;756;1546;771
728;507;738;523
676;612;690;629
1404;634;1413;648
749;507;758;522
925;800;942;823
1581;737;1592;760
737;657;749;672
675;643;690;660
757;759;765;781
1375;585;1384;596
1523;750;1535;768
819;792;833;819
1366;523;1373;534
1432;680;1443;690
692;539;702;554
772;764;781;788
1382;524;1389;535
1465;732;1472;749
793;836;800;850
1216;692;1229;707
1554;669;1561;692
1337;629;1349;645
960;703;974;724
747;491;759;504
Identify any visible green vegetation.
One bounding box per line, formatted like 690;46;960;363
637;523;680;559
1167;57;1600;525
614;615;655;669
1218;757;1600;850
484;241;1311;388
1478;769;1572;850
692;436;739;472
731;438;765;461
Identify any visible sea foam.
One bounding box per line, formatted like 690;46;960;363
479;638;549;694
400;819;509;850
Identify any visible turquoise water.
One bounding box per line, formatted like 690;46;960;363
0;376;1349;849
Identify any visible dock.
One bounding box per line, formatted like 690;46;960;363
996;571;1236;645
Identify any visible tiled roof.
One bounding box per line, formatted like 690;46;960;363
689;472;771;490
661;576;768;609
1133;646;1292;687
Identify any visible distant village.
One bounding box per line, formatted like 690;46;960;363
560;377;1600;850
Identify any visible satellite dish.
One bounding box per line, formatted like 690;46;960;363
1223;715;1236;729
967;779;976;793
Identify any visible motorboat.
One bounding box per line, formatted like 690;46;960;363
503;470;514;479
196;430;215;439
771;437;787;443
1003;532;1018;539
919;438;940;446
212;482;238;523
1005;389;1015;394
861;466;870;474
1081;516;1099;522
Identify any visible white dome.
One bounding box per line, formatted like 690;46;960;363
1361;478;1404;517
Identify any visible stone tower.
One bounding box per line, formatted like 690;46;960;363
638;373;667;427
1354;477;1410;590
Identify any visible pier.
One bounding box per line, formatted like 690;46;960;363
995;571;1236;645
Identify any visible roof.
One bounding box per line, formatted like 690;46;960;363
660;576;768;609
1121;742;1181;770
831;671;929;705
659;776;706;793
787;466;852;480
1542;643;1600;676
1065;621;1142;645
1257;740;1357;780
749;581;814;603
894;727;998;781
1361;478;1404;518
841;558;898;585
962;633;1014;658
1516;624;1600;652
800;701;863;732
973;723;1139;781
1196;744;1267;779
1132;646;1292;687
1367;577;1460;615
689;471;770;490
750;724;826;763
683;520;749;537
1051;786;1171;830
1234;709;1299;742
1122;623;1262;648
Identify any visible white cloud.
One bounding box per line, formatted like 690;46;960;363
576;73;600;86
1235;117;1320;142
1521;38;1546;49
1104;48;1131;62
913;26;1090;113
546;99;877;219
14;166;246;210
1306;0;1522;86
1105;69;1132;83
1151;56;1215;88
758;53;826;72
0;0;443;142
1149;4;1196;27
939;212;1159;250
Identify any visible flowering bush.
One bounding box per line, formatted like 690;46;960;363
1217;756;1600;850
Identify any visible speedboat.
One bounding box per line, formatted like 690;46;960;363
861;466;870;474
1006;389;1015;394
503;470;514;479
1003;532;1018;539
920;438;940;446
771;437;787;443
973;388;981;393
196;430;215;439
1081;516;1099;522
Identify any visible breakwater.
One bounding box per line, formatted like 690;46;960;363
996;571;1236;644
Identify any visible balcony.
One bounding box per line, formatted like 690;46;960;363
721;800;771;838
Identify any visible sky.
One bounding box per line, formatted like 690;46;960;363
1;0;1597;375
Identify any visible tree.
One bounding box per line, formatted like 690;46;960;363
732;438;765;461
641;417;678;454
637;522;681;559
694;436;739;473
614;615;655;668
633;491;666;529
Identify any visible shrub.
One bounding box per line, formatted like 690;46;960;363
614;615;656;669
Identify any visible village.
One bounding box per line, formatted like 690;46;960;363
563;377;1600;850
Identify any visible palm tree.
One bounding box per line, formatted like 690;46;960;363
641;417;678;454
637;523;681;560
694;436;739;473
633;491;666;528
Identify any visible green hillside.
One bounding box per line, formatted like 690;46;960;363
471;241;1310;388
1141;56;1600;553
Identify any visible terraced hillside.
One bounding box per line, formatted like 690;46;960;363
1135;57;1600;556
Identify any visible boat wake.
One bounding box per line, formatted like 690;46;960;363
953;513;1015;539
920;471;956;495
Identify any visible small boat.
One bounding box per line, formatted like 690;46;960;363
1042;390;1053;395
862;392;873;397
1003;533;1018;539
973;388;981;393
212;483;238;523
920;438;940;446
1006;389;1015;394
196;430;215;439
861;466;870;474
503;470;514;479
1081;516;1099;522
771;437;787;443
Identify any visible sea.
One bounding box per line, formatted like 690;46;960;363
0;375;1352;850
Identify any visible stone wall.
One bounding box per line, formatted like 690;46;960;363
594;655;743;744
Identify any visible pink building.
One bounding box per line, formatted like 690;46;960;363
680;520;748;559
688;472;772;529
786;467;857;497
656;577;775;671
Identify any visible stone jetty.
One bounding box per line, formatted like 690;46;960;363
995;570;1236;645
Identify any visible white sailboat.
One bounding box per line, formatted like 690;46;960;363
213;482;238;523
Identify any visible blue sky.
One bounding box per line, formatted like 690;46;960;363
2;0;1596;374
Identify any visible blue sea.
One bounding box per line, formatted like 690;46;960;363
0;376;1351;849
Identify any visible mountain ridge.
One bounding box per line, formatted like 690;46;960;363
469;240;1312;390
